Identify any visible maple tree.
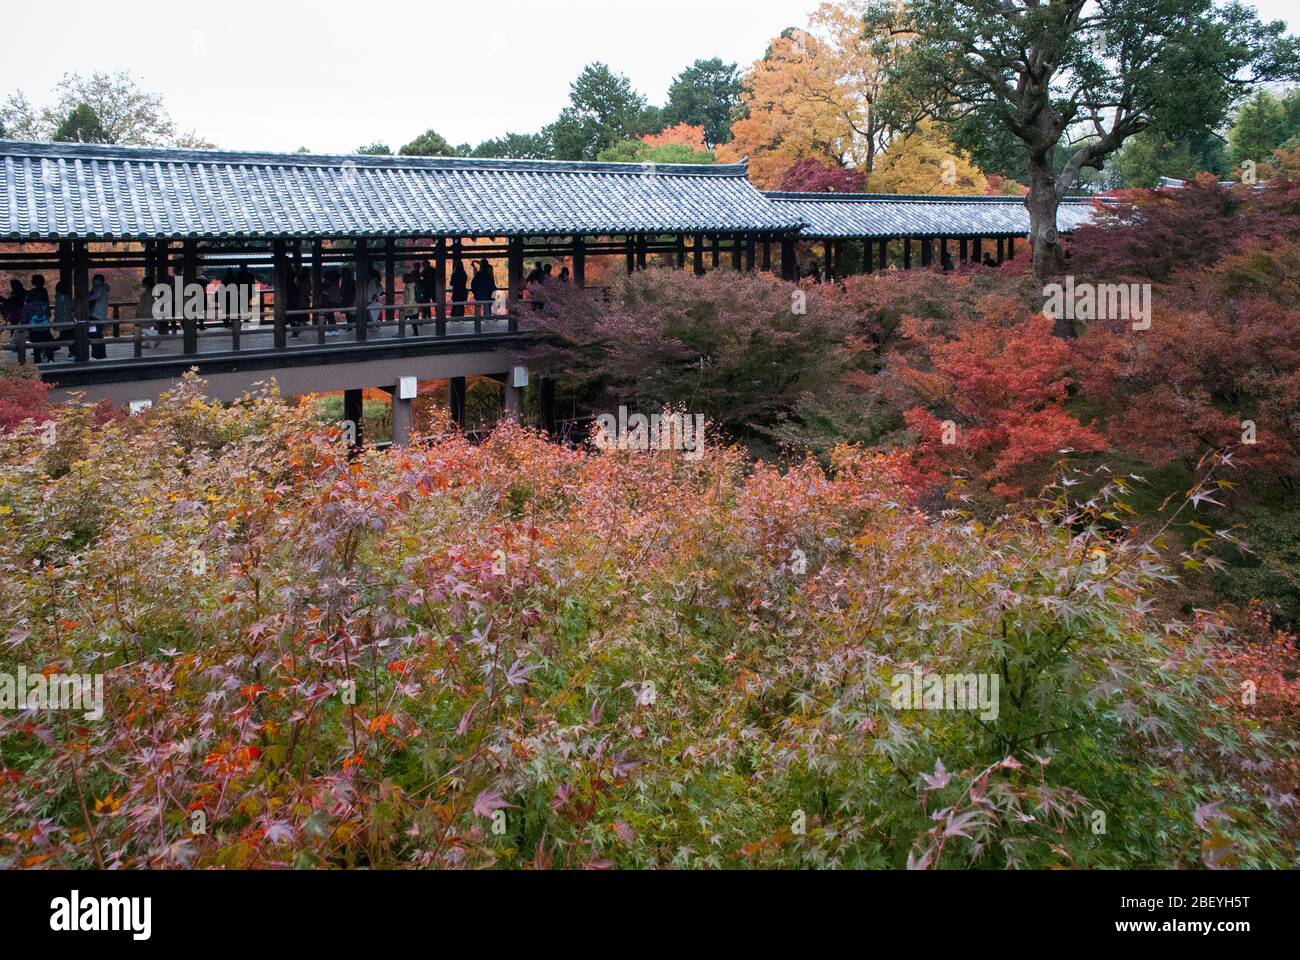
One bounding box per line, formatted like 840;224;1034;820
778;157;867;193
1;373;1292;869
720;2;899;188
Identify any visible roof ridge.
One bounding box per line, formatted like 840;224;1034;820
0;138;746;177
765;191;1100;203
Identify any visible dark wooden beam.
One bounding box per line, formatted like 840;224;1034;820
507;236;523;333
449;376;466;428
311;240;324;344
353;238;370;342
273;239;289;349
903;238;912;270
572;235;586;288
385;238;396;324
343;388;364;448
781;237;797;281
72;240;90;362
434;237;447;335
693;233;706;275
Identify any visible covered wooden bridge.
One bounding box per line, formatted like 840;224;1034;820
764;191;1101;278
0;139;1103;441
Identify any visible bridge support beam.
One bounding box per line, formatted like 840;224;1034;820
503;381;523;421
449;376;466;429
343;388;364;448
390;389;413;447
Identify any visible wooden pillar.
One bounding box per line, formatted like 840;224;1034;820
354;238;370;341
390;387;413;447
693;233;706;275
761;237;772;272
972;237;983;264
343;388;364;448
921;237;933;268
625;235;635;274
940;238;949;271
572;235;586;288
878;238;887;271
539;377;557;434
72;241;90;362
156;240;171;332
730;234;742;270
272;240;289;349
675;234;686;269
502;380;523;421
864;239;873;274
508;236;524;332
434;237;447;335
959;238;968;266
311;240;324;343
996;238;1005;264
745;235;757;272
182;239;199;350
780;237;797;281
635;233;647;270
711;234;720;269
1008;237;1016;259
903;238;912;270
449;376;466;428
823;241;834;281
385;238;396;325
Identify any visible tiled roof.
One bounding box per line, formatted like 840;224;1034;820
767;192;1104;239
0;140;803;240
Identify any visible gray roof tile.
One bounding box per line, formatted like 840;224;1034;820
0;140;803;240
767;191;1104;239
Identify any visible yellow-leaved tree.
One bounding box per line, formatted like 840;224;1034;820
867;123;988;194
719;2;899;189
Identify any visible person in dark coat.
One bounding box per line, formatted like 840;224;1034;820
470;259;496;319
450;258;468;318
24;275;55;362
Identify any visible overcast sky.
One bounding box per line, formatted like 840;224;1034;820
4;0;1298;155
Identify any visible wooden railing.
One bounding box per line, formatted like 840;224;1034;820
3;293;531;366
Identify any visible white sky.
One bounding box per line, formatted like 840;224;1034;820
4;0;1297;155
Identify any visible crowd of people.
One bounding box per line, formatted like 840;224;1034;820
2;252;578;361
2;273;111;361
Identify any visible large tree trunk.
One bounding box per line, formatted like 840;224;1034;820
1026;148;1080;337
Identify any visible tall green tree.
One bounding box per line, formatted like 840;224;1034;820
870;0;1299;299
1115;128;1228;187
399;129;460;157
1227;88;1300;170
551;63;650;161
469;130;555;159
661;57;743;147
51;103;109;144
